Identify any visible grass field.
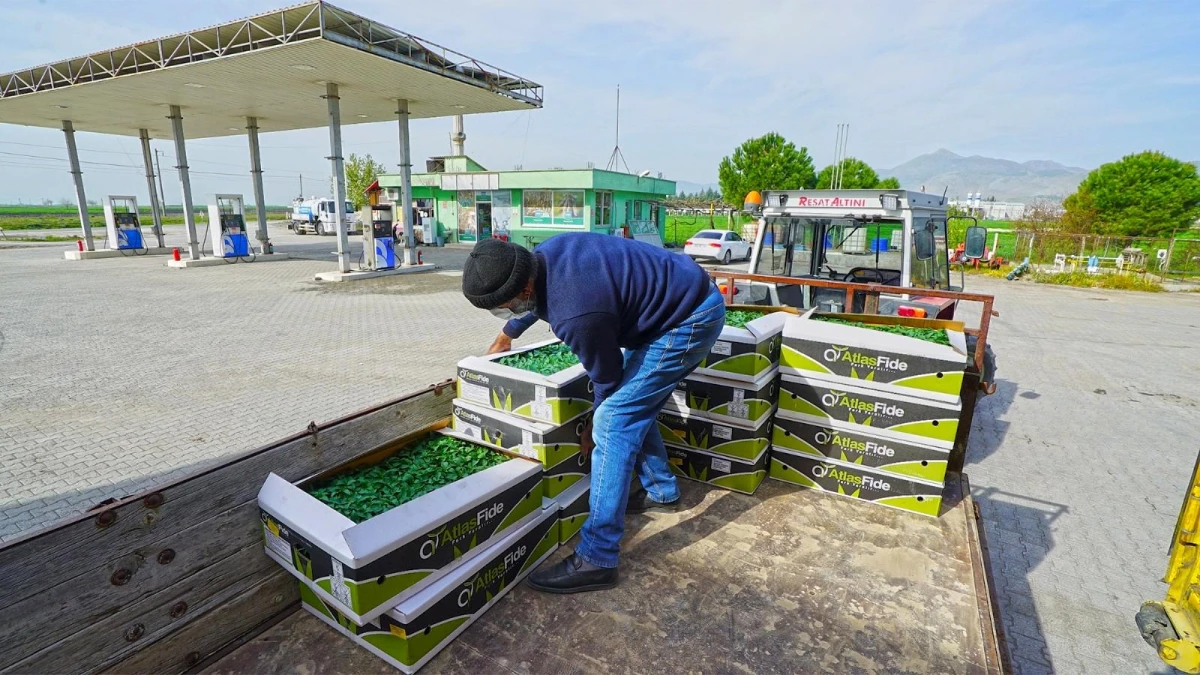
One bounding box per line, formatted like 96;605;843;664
0;207;290;231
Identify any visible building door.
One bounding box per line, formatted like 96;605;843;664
476;202;493;240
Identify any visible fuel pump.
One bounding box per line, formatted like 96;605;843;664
103;196;146;253
362;203;396;270
208;194;252;259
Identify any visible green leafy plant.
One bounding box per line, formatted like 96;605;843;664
815;316;950;346
496;342;580;375
724;309;771;328
306;435;507;523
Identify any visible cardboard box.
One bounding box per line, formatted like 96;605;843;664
656;406;771;462
448;399;590;499
772;414;948;484
456;338;592;424
257;432;544;625
665;443;768;495
780;310;969;404
693;307;791;382
301;508;559;674
664;368;780;427
769;448;944;517
778;374;960;450
556;476;590;544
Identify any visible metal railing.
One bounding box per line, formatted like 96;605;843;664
709;270;998;381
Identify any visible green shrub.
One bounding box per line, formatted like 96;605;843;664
1031;270;1164;292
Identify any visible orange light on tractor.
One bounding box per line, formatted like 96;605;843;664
897;306;927;318
743;190;763;213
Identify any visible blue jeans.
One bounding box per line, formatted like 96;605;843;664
575;287;726;568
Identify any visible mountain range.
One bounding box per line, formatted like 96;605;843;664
680;152;1199;203
880;149;1088;201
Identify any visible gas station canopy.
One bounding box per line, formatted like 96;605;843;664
0;1;543;139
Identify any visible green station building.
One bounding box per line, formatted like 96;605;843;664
377;156;675;247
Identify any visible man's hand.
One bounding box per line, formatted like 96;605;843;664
486;333;513;355
580;419;595;460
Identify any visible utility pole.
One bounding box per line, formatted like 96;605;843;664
154;148;167;215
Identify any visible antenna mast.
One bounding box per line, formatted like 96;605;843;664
606;85;630;173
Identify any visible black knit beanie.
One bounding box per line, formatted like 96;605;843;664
461;238;535;309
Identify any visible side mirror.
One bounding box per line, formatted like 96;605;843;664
914;229;935;261
964;225;988;260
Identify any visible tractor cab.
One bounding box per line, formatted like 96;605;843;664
737;189;986;319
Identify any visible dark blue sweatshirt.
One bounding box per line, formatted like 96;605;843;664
503;233;713;405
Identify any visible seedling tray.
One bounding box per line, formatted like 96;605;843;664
656;405;771;462
447;398;589;499
257;430;543;625
457;338;592;424
778;374;960;450
692;306;792;383
665;442;768;495
300;508;559;673
664;368;779;427
769;448;944;517
772;414;948;484
780;309;969;404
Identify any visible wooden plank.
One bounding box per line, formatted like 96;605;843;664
7;542;275;674
0;383;452;672
0;501;261;668
105;569;297;675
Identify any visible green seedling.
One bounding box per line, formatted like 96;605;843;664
814;316;950;346
496;342;580;375
306;435;507;523
724;310;770;329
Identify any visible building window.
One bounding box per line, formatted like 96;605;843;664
594;191;612;226
523;189;585;228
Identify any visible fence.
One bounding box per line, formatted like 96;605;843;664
959;229;1200;278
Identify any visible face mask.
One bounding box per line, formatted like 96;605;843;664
489;294;536;320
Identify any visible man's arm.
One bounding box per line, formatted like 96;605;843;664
502;312;539;339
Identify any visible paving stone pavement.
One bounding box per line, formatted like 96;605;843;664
1;232;1198;674
0;229;543;542
959;276;1200;675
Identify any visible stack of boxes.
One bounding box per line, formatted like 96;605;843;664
255;338;598;673
451;338;593;545
767;310;970;517
257;430;556;673
656;307;792;495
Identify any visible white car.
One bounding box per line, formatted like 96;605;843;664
684;229;751;264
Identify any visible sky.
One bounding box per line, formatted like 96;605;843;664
0;0;1196;205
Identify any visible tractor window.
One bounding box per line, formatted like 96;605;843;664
910;218;952;290
756;218;814;277
823;219;903;283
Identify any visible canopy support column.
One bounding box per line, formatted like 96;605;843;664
168;105;200;260
138;128;165;249
325;83;351;273
396;99;416;266
246;117;270;254
61;120;94;251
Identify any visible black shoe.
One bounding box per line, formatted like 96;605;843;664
626;484;681;515
527;553;618;594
